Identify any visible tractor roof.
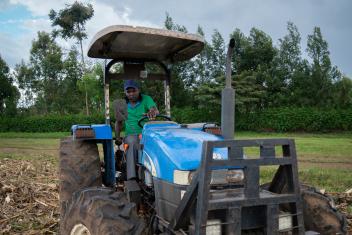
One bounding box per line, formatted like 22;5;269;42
87;25;204;62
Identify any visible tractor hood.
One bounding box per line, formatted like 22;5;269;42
140;123;227;182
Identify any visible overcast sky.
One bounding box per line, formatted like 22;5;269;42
0;0;351;77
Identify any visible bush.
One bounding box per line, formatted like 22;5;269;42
0;114;105;132
236;108;352;132
171;107;220;124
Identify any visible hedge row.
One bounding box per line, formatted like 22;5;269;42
0;115;105;132
1;108;351;132
236;108;352;132
171;107;352;132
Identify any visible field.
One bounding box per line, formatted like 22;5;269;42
0;131;351;234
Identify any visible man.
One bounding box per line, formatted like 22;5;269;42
115;80;159;180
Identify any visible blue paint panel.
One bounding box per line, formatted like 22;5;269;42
140;123;228;183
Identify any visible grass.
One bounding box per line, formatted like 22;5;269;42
0;132;70;138
0;131;351;192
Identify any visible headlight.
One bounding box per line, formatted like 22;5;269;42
211;169;244;185
278;212;293;231
173;169;244;185
206;219;221;235
173;170;193;185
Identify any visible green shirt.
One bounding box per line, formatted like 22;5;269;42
125;94;157;135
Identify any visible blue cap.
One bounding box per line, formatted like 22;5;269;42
124;80;139;90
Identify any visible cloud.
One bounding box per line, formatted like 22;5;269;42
1;0;351;77
0;0;11;10
0;32;29;67
1;0;158;67
9;0;71;17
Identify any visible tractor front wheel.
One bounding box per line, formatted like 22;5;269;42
60;187;145;235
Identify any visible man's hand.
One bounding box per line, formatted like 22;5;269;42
115;137;123;146
146;107;159;120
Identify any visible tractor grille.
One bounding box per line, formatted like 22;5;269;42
75;127;95;138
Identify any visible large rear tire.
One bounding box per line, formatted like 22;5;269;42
261;183;347;235
59;138;102;216
60;187;145;235
300;185;347;234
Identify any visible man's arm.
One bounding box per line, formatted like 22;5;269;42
115;120;123;145
144;95;159;119
147;106;159;119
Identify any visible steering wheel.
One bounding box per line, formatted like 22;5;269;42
138;114;172;128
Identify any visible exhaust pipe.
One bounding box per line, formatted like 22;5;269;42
221;38;235;139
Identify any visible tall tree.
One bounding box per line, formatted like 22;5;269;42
163;13;195;107
334;76;352;108
0;55;19;115
192;25;212;85
16;31;63;114
49;1;94;115
49;1;94;65
306;27;339;107
269;22;302;107
209;30;226;80
77;63;104;113
58;48;84;114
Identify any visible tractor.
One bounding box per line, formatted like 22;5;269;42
59;25;347;235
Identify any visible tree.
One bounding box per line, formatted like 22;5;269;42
16;31;63;114
306;27;339;107
49;1;94;115
163;13;195;107
15;61;35;107
77;64;104;114
334;76;352;108
269;22;302;107
0;55;19;115
49;1;94;65
209;30;226;80
277;22;302;76
58;48;84;114
230;28;276;109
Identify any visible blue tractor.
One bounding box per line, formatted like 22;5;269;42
59;25;346;235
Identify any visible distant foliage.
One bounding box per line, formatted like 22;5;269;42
0;115;105;132
236;108;352;132
1;108;350;132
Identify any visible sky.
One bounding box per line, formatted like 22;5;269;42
0;0;351;77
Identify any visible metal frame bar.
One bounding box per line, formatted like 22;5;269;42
170;138;305;235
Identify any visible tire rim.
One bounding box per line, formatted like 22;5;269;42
70;224;91;235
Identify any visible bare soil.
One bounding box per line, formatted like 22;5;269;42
0;158;59;234
0;154;351;234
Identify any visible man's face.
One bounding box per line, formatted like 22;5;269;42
125;87;140;102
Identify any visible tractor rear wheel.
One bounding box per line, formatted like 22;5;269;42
59;138;102;217
261;183;347;235
60;187;145;235
300;185;347;234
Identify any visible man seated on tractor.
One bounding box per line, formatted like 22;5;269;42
115;80;159;180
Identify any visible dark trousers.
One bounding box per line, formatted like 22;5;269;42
124;135;139;180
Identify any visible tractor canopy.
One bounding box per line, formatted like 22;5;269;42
87;25;204;62
140;123;228;183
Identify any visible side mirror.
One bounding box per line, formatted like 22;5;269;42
114;99;128;121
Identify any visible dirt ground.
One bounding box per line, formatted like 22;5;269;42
0;158;58;234
0;157;351;234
